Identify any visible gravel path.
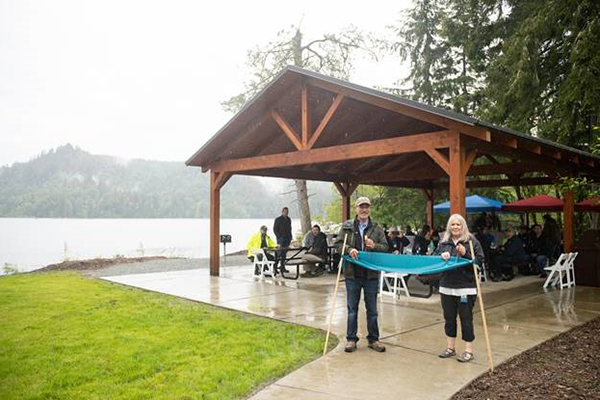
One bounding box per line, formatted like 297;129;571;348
84;255;250;278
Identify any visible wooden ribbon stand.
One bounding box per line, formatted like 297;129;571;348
469;240;494;372
323;233;348;356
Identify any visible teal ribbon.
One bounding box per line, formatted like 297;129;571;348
343;252;473;275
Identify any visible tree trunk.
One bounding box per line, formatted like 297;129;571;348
292;28;312;236
295;179;312;235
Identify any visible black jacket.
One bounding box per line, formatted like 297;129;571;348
307;232;328;259
273;215;292;240
434;234;485;289
335;217;388;279
529;234;552;256
502;236;528;263
412;235;430;255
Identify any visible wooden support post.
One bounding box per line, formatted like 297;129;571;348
449;133;466;217
335;182;357;222
301;85;309;147
563;190;574;252
423;188;434;228
210;171;232;277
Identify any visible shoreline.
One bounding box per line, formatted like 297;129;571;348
15;251;251;278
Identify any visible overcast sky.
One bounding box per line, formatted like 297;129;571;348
0;0;413;168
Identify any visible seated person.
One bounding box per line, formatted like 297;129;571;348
490;226;527;281
528;224;553;278
302;230;315;248
247;225;277;275
412;225;432;255
301;225;328;277
387;226;410;254
475;225;493;275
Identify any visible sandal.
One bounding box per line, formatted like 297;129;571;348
457;351;474;362
438;348;456;358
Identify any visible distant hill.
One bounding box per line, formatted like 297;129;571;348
0;144;332;218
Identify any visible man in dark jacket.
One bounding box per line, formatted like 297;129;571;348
300;225;328;277
491;226;527;281
529;224;553;277
273;207;292;273
335;197;388;353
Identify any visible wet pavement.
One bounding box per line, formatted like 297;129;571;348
102;266;600;400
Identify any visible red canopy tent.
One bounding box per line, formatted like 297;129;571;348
502;194;564;212
576;197;600;212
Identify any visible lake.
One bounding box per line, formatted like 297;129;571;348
0;218;301;273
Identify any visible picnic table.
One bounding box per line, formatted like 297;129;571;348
263;245;338;280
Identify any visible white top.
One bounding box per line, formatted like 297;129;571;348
439;287;477;296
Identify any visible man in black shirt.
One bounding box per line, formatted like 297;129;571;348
273;207;292;273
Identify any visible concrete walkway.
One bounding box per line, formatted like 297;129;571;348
102;266;600;400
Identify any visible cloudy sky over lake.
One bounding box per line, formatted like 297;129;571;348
0;0;412;167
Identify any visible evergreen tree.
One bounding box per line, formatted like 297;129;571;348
222;23;378;235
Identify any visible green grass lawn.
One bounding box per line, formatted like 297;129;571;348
0;272;335;399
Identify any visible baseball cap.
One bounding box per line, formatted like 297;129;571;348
355;197;371;207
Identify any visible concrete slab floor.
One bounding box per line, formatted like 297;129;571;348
101;266;600;400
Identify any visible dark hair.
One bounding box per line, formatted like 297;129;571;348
312;224;321;231
532;224;542;229
418;225;431;237
282;207;289;212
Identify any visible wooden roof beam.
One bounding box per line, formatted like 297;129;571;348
425;149;450;174
209;129;452;172
240;168;345;183
307;93;344;149
306;77;491;143
271;109;304;151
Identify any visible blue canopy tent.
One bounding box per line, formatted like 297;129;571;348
434;195;504;213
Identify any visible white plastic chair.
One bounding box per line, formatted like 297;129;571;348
478;262;488;283
252;248;276;278
379;271;410;298
543;253;574;289
561;252;578;289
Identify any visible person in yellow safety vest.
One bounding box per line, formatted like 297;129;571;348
247;225;276;258
247;225;277;275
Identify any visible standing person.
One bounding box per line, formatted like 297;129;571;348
273;207;292;273
435;214;485;363
542;214;561;259
335;197;388;353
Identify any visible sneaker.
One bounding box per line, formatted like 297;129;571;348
344;341;357;353
368;341;386;352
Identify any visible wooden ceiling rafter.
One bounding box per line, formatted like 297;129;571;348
209;130;453;172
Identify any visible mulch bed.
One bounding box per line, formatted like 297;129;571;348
452;316;600;400
33;256;174;273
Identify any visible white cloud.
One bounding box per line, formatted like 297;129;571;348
0;0;412;167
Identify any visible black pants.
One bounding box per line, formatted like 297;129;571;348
441;293;476;342
491;254;515;278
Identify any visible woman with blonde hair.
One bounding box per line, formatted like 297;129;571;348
435;213;485;362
